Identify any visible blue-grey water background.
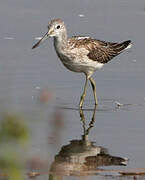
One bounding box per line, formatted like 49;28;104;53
0;0;145;179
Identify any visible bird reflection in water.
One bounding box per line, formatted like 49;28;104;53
49;106;128;179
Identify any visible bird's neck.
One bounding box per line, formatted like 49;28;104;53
54;31;68;52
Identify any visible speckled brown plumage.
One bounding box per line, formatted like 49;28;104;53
68;37;131;64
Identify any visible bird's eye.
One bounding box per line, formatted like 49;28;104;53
56;25;60;29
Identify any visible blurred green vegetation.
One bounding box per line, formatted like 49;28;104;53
0;113;29;180
0;113;28;144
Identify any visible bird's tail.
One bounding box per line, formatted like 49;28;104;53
114;40;132;53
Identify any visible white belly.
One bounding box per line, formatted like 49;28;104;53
61;56;104;78
55;44;104;77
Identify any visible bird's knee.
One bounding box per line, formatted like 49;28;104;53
81;93;86;99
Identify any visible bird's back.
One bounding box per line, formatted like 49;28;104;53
67;36;132;64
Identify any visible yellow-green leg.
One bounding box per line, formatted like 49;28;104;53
89;77;98;105
79;76;88;108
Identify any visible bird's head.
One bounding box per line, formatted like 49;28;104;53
32;19;66;49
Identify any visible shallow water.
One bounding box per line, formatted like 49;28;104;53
0;0;145;179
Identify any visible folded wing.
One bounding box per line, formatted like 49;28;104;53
87;40;131;64
69;37;132;64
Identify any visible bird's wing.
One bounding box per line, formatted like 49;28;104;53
87;40;131;64
69;37;131;64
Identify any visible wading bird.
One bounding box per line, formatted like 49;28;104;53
32;19;132;108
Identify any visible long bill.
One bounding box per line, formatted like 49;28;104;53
32;31;49;49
